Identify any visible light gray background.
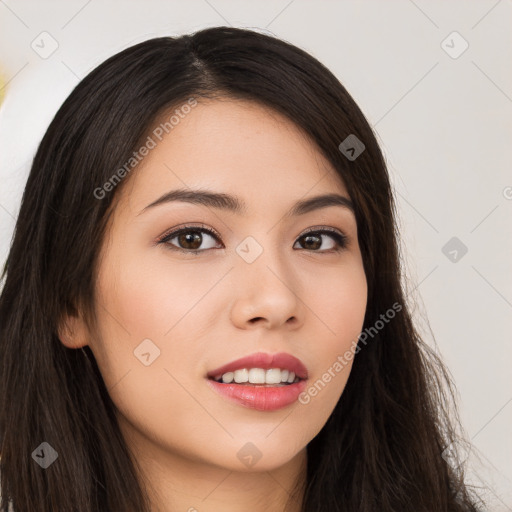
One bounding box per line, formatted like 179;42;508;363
0;0;511;509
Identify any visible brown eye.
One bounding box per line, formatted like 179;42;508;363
300;234;322;250
177;231;203;250
294;229;348;252
158;225;222;254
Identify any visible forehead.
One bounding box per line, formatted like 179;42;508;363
118;98;350;215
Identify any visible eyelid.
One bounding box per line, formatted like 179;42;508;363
300;225;345;237
156;223;222;244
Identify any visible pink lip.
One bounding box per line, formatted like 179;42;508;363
206;379;308;411
206;351;308;380
206;352;309;412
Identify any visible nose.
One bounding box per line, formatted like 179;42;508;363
229;247;305;330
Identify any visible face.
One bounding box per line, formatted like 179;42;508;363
65;98;367;474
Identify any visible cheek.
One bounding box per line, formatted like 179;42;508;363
103;250;224;341
306;260;367;348
297;262;366;407
91;249;221;405
320;283;367;336
91;257;218;454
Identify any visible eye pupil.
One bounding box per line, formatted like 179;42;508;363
302;234;321;250
179;231;202;250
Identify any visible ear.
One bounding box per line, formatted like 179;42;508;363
57;310;89;349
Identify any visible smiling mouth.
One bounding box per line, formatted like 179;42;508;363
208;367;303;386
206;354;309;411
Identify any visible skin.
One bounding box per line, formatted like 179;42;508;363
59;98;368;512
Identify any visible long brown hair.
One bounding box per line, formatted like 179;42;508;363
0;26;485;511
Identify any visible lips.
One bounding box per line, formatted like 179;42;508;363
206;351;308;380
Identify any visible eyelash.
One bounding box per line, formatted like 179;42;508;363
156;223;349;256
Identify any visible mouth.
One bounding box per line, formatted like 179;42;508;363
206;352;308;411
207;351;308;383
208;368;302;386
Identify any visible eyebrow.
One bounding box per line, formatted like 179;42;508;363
138;188;355;218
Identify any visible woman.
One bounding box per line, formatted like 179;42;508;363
0;26;484;511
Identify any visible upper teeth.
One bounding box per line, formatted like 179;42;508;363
214;368;299;384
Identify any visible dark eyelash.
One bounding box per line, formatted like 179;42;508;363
156;224;220;255
301;227;348;252
157;225;348;255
